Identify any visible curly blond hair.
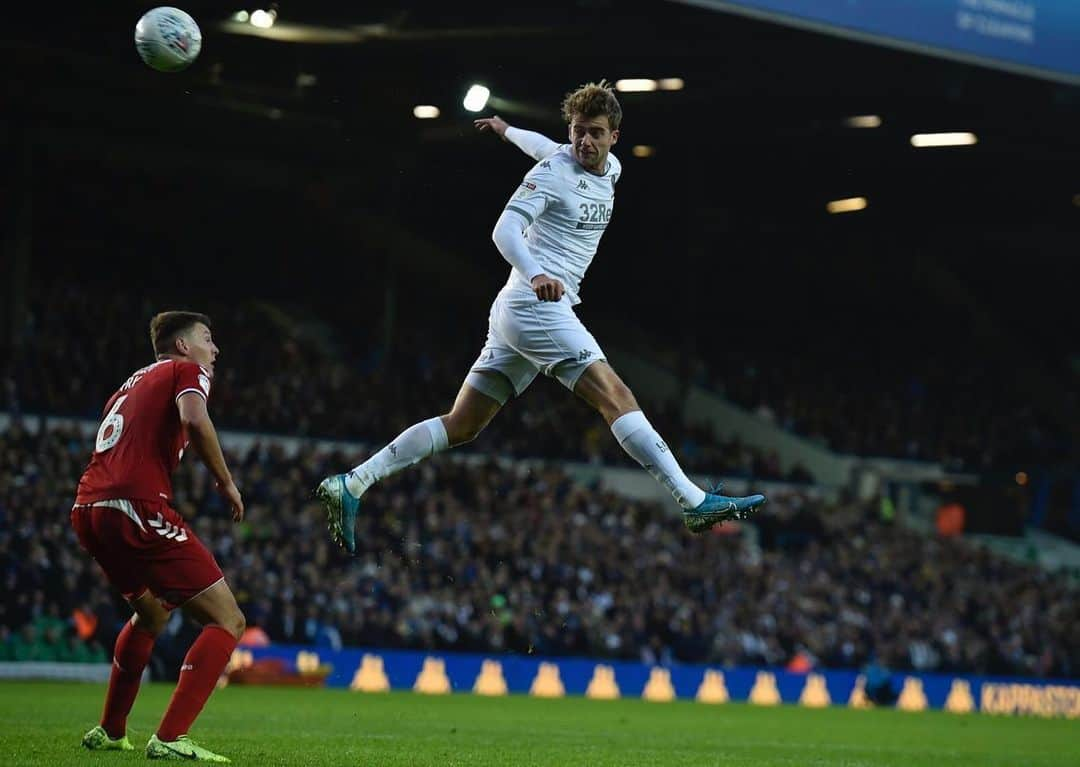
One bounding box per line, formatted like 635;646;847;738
561;80;622;131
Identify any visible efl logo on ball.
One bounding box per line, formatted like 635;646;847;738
135;7;202;72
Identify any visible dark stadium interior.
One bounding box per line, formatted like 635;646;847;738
2;0;1078;692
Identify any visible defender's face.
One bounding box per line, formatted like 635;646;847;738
176;322;219;376
569;114;618;173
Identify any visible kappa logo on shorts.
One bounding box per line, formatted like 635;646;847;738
147;512;188;542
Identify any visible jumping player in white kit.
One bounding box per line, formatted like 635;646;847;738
317;81;765;552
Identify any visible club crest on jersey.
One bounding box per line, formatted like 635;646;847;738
515;181;536;200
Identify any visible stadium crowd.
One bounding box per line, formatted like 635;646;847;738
2;286;812;483
690;350;1076;473
3;421;1076;679
8;284;1075;483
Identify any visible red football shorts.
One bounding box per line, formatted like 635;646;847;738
71;499;224;610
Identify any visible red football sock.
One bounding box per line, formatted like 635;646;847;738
156;625;236;742
101;620;157;739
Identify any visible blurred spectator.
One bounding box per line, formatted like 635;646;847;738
935;501;965;537
863;660;898;706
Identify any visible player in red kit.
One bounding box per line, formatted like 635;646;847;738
73;311;244;763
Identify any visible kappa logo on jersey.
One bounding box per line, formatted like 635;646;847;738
147;512;188;542
198;374;211;396
576;179;589;191
578;349;594;362
389;443;398;456
540;161;551;169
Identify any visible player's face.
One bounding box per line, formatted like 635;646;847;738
177;322;219;376
569;114;619;174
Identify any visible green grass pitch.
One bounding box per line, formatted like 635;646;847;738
0;681;1076;766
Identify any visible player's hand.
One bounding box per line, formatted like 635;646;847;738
531;274;565;302
474;115;510;140
218;479;244;521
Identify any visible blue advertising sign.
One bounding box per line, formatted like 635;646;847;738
241;644;1080;718
674;1;1080;85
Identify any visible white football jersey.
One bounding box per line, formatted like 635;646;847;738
501;145;621;305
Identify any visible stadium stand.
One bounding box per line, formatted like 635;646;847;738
1;286;813;483
3;420;1076;678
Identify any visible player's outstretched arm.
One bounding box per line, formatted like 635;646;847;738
475;115;560;161
177;392;244;521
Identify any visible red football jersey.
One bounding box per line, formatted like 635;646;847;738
76;359;212;504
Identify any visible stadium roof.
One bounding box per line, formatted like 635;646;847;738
3;1;1078;357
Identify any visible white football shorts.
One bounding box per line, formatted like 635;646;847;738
466;286;606;403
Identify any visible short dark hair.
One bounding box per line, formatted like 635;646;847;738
149;311;211;356
561;80;622;131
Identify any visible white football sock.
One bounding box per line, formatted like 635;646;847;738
610;411;707;510
345;417;449;497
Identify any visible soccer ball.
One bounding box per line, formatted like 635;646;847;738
134;7;202;72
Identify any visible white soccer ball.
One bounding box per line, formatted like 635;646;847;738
134;7;202;72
